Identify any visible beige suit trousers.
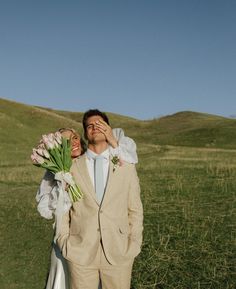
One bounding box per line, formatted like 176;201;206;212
67;240;134;289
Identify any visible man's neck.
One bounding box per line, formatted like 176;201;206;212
88;142;108;155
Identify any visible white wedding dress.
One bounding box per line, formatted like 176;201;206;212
36;128;138;289
45;241;70;289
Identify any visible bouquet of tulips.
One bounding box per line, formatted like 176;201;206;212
31;131;83;202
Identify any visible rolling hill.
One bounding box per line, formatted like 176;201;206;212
1;97;236;164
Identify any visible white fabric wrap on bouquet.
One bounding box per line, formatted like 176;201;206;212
54;171;75;186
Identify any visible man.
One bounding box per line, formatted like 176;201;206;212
57;109;143;289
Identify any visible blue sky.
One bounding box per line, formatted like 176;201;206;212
0;0;235;120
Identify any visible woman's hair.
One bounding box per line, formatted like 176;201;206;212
58;127;87;154
58;127;76;134
79;138;87;154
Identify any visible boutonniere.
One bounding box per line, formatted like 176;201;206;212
111;155;123;172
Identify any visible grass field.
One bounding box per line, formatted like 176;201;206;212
1;143;235;289
1;98;236;288
134;145;236;289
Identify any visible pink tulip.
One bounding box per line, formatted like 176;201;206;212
42;134;49;142
31;154;38;164
36;148;50;159
42;135;49;146
43;149;50;159
31;152;44;164
38;142;46;149
53;139;59;148
44;139;55;150
35;154;45;164
36;148;44;156
55;131;62;144
48;133;55;143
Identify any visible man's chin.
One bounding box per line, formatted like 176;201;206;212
92;134;106;142
92;131;102;137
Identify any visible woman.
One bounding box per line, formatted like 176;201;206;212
36;125;138;289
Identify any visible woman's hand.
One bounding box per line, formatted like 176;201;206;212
95;119;118;148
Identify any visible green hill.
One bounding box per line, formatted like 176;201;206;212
0;99;236;162
146;111;236;148
1;97;236;164
0;98;82;164
36;103;236;149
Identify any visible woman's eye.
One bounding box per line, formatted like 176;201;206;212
72;136;80;141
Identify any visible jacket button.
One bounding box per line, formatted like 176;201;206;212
97;228;100;232
100;210;103;213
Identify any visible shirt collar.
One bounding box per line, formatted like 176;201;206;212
86;148;110;161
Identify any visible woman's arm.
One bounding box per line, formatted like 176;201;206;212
36;170;72;219
110;128;138;164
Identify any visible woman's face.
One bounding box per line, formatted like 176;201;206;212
61;130;82;158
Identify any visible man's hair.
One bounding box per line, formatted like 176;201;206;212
82;109;110;138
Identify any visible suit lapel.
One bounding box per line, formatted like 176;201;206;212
73;155;118;207
74;154;100;206
101;158;116;206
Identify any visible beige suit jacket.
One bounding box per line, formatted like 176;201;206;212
57;154;143;266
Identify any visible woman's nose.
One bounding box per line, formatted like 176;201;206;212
73;140;80;146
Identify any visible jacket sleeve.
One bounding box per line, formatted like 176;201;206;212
128;165;143;248
56;210;70;253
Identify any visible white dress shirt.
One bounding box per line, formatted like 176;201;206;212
85;148;110;190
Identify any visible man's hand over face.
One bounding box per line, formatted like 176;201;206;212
95;119;118;148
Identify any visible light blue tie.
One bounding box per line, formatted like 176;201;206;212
94;155;104;289
94;155;104;204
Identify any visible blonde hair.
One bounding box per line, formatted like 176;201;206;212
58;127;87;154
58;128;76;134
